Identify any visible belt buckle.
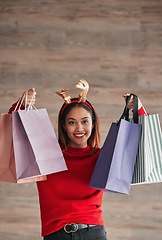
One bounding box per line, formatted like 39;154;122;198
64;223;78;233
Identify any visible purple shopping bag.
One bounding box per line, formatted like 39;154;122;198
12;109;67;180
89;94;142;195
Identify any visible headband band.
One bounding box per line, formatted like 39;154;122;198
61;100;93;118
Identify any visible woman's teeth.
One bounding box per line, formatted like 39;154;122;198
74;133;85;137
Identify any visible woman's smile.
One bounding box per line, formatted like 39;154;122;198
74;133;85;137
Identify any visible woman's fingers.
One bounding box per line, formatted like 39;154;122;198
27;89;36;106
123;93;134;109
26;97;36;106
28;88;36;95
22;88;36;107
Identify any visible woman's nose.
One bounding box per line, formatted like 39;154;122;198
75;123;83;131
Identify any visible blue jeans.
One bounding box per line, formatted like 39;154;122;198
44;225;107;240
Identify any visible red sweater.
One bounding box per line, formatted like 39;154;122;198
8;101;25;113
37;146;104;236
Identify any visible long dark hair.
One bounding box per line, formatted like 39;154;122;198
58;98;100;152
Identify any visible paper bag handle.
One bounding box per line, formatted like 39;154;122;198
14;90;37;112
14;92;26;111
118;93;138;124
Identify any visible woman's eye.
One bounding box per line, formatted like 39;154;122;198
83;120;88;124
68;121;75;125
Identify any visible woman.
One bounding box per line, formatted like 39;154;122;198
8;80;135;240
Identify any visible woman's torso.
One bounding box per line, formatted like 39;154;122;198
37;146;104;237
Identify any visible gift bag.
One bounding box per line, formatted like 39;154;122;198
132;109;162;184
0;113;47;183
89;94;142;194
12;108;68;180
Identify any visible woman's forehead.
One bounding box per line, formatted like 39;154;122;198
66;106;91;119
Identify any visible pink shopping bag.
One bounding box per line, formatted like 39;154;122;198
0;113;47;183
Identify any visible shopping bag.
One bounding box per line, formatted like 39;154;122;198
0;113;47;183
12;108;68;180
132;112;162;184
89;94;142;194
0;114;17;183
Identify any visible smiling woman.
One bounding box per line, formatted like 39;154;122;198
8;79;137;240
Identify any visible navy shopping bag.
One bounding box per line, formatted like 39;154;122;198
89;94;142;194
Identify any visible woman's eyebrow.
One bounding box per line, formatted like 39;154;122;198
67;118;76;120
67;116;90;120
81;117;90;120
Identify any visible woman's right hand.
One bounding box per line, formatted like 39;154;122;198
22;88;36;107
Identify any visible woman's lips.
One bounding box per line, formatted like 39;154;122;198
74;133;85;138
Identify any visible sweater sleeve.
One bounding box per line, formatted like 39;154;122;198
8;100;25;114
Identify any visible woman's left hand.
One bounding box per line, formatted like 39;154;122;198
123;93;134;109
22;88;36;107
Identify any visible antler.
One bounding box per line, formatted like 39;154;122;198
76;79;89;102
56;88;71;104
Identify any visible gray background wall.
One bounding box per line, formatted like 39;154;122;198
0;1;162;239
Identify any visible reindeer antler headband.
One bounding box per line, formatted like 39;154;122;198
56;79;93;117
56;79;89;103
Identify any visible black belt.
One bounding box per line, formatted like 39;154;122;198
64;223;96;233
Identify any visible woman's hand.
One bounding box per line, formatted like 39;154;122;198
123;93;134;109
22;88;36;107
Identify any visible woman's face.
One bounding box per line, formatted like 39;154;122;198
64;106;93;148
